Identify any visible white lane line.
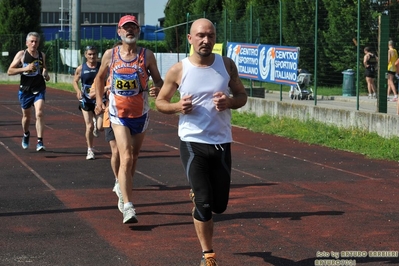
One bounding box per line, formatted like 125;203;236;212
0;141;56;191
1;105;54;130
149;119;379;181
231;167;270;181
135;170;168;185
93;145;171;186
233;140;378;180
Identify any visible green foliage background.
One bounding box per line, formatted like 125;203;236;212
1;0;399;90
163;0;399;88
0;0;42;70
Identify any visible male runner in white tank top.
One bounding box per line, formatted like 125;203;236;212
156;18;247;266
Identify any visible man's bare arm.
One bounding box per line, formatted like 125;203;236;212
7;51;26;76
72;66;83;99
94;49;111;114
155;62;190;114
146;50;163;88
225;57;247;109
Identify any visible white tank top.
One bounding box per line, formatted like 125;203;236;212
178;54;232;144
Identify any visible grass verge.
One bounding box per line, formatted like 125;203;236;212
232;111;399;161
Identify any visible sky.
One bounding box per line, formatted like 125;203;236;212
144;0;168;26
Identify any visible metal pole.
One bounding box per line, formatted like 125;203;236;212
250;5;253;43
356;0;360;110
279;0;283;101
313;0;318;105
72;0;81;50
378;15;389;113
224;9;227;46
185;13;189;57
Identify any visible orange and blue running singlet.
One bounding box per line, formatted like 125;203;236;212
108;46;149;120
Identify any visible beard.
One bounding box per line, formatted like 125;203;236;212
121;34;138;44
196;45;212;57
197;51;212;57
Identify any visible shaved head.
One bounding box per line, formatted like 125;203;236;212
188;18;216;58
190;18;215;35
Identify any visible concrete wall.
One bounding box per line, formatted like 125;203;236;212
0;73;74;85
238;97;399;139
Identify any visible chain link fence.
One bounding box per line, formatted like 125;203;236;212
1;1;398;97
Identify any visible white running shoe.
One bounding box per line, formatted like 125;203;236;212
112;181;124;213
112;180;118;193
86;149;95;160
123;206;138;224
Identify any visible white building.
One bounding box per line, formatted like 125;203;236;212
40;0;145;26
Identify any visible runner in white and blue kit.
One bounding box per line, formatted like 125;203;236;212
7;32;50;151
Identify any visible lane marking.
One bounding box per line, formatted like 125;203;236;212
0;141;56;191
152;119;378;181
233;140;378;180
231;167;270;181
135;170;167;185
1;105;54;130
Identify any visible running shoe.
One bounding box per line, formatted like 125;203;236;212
86;149;95;160
112;180;118;193
200;253;218;266
22;135;29;149
36;141;46;151
113;181;124;213
93;117;99;137
123;206;138;224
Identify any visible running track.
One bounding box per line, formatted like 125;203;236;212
0;85;398;266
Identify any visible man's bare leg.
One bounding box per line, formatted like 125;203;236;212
34;99;45;139
112;123;134;204
194;218;214;252
21;108;31;134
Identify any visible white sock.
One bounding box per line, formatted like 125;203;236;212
124;202;133;210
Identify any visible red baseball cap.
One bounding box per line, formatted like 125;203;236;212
118;15;139;28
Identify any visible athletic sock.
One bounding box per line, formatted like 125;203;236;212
124;202;133;211
38;138;43;143
24;131;30;137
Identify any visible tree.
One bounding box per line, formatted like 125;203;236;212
0;0;42;70
223;0;247;43
160;0;398;88
164;0;194;53
281;0;316;72
191;0;225;44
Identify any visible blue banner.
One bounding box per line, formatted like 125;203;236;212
226;42;299;86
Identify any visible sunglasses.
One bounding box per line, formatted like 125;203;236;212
85;46;96;51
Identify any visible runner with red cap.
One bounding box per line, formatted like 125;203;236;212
94;15;163;224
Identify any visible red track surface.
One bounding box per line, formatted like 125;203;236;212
1;85;398;266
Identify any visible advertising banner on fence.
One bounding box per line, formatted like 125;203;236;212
226;42;299;86
190;43;224;56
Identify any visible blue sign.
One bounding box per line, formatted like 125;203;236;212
226;42;299;86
